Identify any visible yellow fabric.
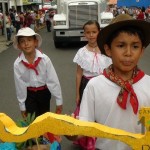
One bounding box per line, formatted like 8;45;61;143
0;107;150;149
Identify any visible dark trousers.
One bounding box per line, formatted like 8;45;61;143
15;22;21;33
46;20;51;32
6;28;11;41
79;76;90;104
25;88;51;117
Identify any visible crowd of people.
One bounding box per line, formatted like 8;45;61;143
0;8;54;44
111;5;150;21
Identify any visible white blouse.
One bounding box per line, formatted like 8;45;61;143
73;46;112;77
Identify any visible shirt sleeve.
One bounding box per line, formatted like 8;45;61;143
45;57;63;106
79;81;95;122
14;63;27;111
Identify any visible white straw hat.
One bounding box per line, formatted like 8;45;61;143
13;27;42;50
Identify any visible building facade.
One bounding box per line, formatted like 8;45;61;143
0;0;52;12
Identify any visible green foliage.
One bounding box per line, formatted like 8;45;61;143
15;113;41;150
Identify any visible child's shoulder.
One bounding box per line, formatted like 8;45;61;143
75;45;93;57
88;74;108;85
77;45;87;53
140;74;150;83
14;56;20;66
37;49;49;59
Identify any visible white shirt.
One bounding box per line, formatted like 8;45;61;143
15;14;20;22
73;46;112;77
79;74;150;150
14;49;63;111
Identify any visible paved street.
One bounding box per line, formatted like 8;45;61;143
0;27;82;149
0;27;150;149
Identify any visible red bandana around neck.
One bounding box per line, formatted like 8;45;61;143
22;57;41;75
103;65;145;114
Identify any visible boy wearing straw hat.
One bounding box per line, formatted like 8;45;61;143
13;27;63;118
76;14;150;150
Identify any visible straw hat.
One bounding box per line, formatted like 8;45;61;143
97;14;150;56
13;27;42;50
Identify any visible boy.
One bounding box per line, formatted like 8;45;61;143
13;27;63;118
78;14;150;150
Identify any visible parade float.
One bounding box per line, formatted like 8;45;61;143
0;107;150;150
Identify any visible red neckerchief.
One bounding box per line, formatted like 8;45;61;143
22;57;41;75
103;65;145;114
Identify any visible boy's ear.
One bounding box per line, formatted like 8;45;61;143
104;44;111;57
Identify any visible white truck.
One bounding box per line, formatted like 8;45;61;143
53;0;113;48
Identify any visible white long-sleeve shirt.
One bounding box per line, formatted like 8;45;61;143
79;74;150;150
14;49;63;111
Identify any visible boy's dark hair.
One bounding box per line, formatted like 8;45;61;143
83;20;100;31
106;26;145;48
18;35;36;43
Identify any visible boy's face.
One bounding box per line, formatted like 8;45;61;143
17;36;38;54
104;32;144;79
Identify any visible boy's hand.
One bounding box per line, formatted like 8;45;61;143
56;105;63;114
76;94;80;105
21;111;27;119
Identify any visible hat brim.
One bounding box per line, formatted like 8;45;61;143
97;20;150;56
13;33;42;50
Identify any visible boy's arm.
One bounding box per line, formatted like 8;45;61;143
45;58;63;112
14;64;27;113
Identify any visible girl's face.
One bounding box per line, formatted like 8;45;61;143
105;32;144;80
84;24;99;45
18;36;38;55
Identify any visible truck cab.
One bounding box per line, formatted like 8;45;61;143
53;0;113;48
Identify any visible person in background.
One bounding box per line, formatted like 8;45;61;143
15;11;21;33
44;10;51;32
73;20;112;150
35;10;40;31
30;11;36;31
0;10;4;35
5;12;12;43
13;27;63;118
19;12;25;28
9;9;15;32
136;7;145;20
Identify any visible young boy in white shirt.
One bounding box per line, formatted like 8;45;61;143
13;27;63;118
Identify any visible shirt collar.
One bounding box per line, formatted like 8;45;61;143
18;49;43;63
